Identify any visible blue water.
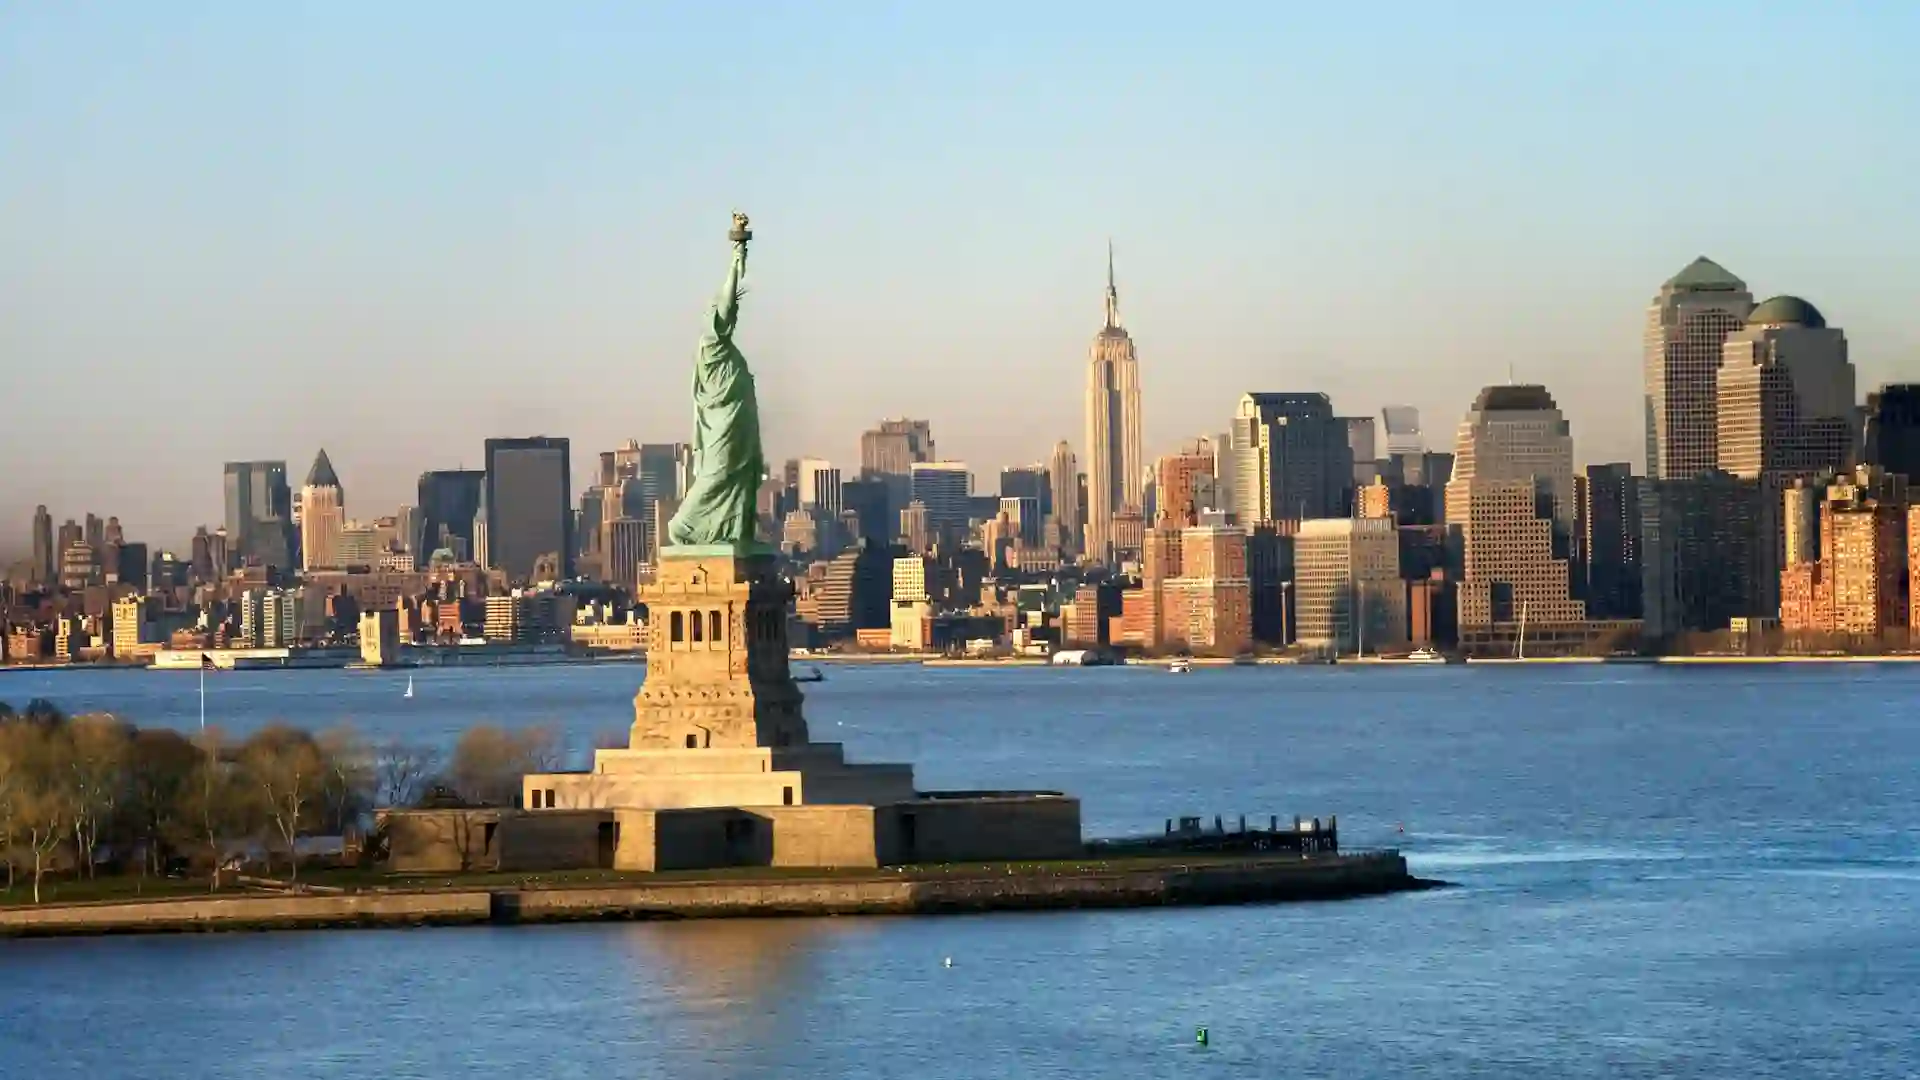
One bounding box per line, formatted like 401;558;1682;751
1;663;1916;1079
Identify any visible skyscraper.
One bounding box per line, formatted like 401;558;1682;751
1446;385;1588;643
1863;384;1920;481
416;469;485;561
30;505;53;587
1154;446;1215;527
1048;441;1079;555
484;436;572;583
1717;295;1856;479
860;419;935;539
909;462;971;541
222;461;293;569
299;448;346;572
1716;294;1856;615
999;465;1050;516
1381;406;1425;455
797;458;843;519
1579;463;1642;619
1343;416;1380;487
637;443;689;563
1293;518;1406;654
1231;393;1352;523
1084;245;1144;565
1644;256;1755;479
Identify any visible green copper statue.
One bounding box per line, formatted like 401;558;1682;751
667;212;767;548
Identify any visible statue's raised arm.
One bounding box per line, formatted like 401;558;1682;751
667;213;768;549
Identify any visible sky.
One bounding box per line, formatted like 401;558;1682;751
4;1;1918;553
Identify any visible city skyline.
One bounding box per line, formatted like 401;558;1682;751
6;6;1918;543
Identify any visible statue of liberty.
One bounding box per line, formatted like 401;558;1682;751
667;213;766;548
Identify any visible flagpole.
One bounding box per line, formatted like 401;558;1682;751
199;659;207;732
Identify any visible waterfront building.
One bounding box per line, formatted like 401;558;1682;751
300;449;346;572
482;592;575;644
1445;386;1589;647
1231;392;1352;523
1780;466;1910;640
1084;247;1144;564
1156;524;1253;656
1640;472;1763;637
1293;518;1405;654
1577;463;1643;619
1644;256;1755;479
1864;384;1920;482
1048;441;1080;555
890;555;933;650
484;437;572;583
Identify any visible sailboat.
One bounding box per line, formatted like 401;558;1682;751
404;675;415;699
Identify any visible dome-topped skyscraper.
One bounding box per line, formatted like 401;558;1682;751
1644;256;1755;479
1083;243;1143;564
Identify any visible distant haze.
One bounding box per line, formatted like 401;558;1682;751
4;4;1917;555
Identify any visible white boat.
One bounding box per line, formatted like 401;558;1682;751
1168;658;1192;674
1404;647;1449;664
404;675;414;699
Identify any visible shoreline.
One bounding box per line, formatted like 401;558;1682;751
0;852;1431;938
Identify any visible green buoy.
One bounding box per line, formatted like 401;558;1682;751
1196;1027;1209;1047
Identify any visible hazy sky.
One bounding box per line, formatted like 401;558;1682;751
5;2;1917;553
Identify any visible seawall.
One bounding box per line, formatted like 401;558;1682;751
0;853;1427;939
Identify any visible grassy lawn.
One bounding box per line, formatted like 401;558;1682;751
2;852;1346;908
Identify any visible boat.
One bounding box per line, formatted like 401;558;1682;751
1168;658;1192;674
1403;647;1450;664
404;675;414;699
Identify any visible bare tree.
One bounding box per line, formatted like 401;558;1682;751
125;728;199;879
0;725;19;892
4;721;78;903
67;714;131;878
517;725;564;772
374;740;440;808
240;727;324;883
179;727;245;891
316;724;374;836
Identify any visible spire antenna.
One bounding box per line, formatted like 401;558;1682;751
1104;239;1120;328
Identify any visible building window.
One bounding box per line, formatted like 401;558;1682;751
546;788;556;807
530;790;542;809
692;611;704;642
671;611;684;642
686;733;699;749
709;610;722;643
783;786;794;806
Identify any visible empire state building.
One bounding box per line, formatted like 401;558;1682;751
1084;245;1143;564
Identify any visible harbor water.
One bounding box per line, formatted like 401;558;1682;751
0;662;1915;1079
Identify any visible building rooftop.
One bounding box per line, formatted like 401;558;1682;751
305;448;341;489
1747;295;1827;329
1472;385;1559;413
1664;255;1747;292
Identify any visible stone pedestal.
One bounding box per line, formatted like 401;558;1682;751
629;544;810;751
